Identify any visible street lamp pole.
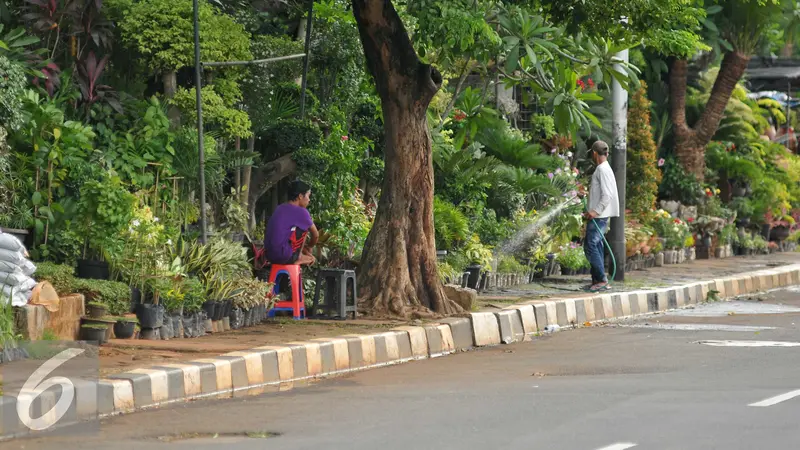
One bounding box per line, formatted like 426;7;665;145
193;0;208;244
609;17;629;282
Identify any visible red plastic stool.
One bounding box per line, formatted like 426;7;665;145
267;264;305;319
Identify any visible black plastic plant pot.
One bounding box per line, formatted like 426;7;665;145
770;226;791;242
136;303;162;329
466;265;482;290
81;326;107;343
224;300;232;318
113;320;136;339
130;287;142;313
87;303;108;319
77;259;110;280
736;217;751;227
202;301;217;320
213;301;225;321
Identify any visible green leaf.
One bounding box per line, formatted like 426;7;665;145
706;5;723;14
32;192;42;206
702;19;718;33
505;45;519;73
553;93;565;106
583;111;602;128
9;35;39;47
0;41;8;51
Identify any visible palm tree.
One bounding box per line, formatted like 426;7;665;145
670;0;782;180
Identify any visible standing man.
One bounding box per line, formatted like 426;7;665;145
264;180;319;266
583;141;619;292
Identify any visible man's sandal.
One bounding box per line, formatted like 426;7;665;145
588;283;611;293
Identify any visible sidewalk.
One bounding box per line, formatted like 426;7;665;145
2;252;800;440
99;319;406;377
477;252;800;310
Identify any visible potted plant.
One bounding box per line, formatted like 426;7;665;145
113;317;138;339
81;323;109;343
731;198;754;227
731;180;749;198
463;235;493;290
137;277;170;329
87;301;108;319
75;176;136;280
767;211;795;242
557;244;589;276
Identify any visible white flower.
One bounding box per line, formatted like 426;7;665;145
567;151;573;158
132;219;140;227
128;227;134;233
166;239;173;246
153;217;159;223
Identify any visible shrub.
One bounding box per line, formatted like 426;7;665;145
464;235;493;270
626;82;661;214
73;279;131;316
658;157;702;205
433;197;470;250
557;244;590;271
497;255;526;273
181;277;206;313
34;262;77;295
0;56;26;131
261;118;322;158
437;261;460;284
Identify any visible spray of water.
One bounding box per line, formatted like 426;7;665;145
496;197;581;256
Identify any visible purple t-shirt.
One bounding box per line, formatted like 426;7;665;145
264;203;314;264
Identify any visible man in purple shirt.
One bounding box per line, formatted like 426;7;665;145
264;180;319;266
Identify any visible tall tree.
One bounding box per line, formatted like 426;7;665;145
351;0;459;318
669;0;781;179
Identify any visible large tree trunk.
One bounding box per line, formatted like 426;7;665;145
669;52;751;180
352;0;462;318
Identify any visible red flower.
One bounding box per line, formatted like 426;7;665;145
587;78;595;88
341;135;349;141
687;217;695;223
673;218;681;224
453;109;467;122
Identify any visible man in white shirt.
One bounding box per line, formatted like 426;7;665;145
583;141;619;292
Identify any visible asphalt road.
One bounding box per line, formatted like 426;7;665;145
7;288;800;450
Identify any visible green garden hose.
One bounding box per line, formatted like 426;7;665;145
581;197;617;284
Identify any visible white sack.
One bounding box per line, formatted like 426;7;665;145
0;249;26;266
0;232;25;253
0;271;30;286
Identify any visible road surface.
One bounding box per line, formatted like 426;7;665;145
5;288;800;450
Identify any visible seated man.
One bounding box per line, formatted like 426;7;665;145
264;180;319;266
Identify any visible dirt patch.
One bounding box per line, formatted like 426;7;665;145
99;318;407;376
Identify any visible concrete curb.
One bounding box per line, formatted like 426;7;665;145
4;263;800;440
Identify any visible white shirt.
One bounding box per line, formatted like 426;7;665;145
589;161;620;218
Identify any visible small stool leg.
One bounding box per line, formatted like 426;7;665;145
337;275;347;320
311;271;323;318
349;274;358;319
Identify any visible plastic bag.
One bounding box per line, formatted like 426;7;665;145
0;232;25;253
